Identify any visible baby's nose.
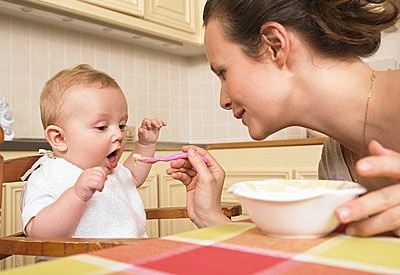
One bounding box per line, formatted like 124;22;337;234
112;127;123;141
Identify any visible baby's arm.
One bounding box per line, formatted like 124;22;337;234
25;167;108;237
124;118;166;187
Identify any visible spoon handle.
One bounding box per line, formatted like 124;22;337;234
160;152;208;163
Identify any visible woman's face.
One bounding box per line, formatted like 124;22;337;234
204;19;291;140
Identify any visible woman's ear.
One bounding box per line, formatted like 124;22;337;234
45;125;67;153
260;22;290;67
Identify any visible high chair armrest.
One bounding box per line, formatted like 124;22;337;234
0;234;146;259
145;204;242;220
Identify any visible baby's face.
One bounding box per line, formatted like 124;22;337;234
61;85;128;171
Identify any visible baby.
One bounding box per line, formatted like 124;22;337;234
20;64;166;238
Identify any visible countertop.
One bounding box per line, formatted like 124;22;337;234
0;139;196;152
0;138;325;152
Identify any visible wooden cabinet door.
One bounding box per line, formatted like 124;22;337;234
158;175;196;237
138;175;159;237
145;0;197;33
1;182;35;269
80;0;144;16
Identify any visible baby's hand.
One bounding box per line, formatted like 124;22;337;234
138;118;167;146
74;167;109;202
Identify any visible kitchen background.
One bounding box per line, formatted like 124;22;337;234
0;3;399;144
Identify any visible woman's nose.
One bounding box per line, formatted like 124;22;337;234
219;87;232;110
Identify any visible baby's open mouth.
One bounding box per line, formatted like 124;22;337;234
107;150;118;159
106;149;119;170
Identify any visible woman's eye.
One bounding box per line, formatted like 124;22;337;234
217;70;226;80
119;124;127;130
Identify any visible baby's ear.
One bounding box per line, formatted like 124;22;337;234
45;125;67;153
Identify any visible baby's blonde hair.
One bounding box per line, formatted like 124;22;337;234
40;64;121;129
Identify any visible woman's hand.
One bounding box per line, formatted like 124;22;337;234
336;140;400;236
166;146;230;228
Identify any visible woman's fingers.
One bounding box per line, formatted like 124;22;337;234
167;167;196;177
169;158;193;169
183;145;225;184
186;148;214;182
337;184;400;223
345;204;400;236
368;140;399;157
356;141;400;179
356;155;400;179
181;145;208;156
169;171;192;185
337;142;400;237
342;140;400;236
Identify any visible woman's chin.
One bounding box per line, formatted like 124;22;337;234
248;128;268;141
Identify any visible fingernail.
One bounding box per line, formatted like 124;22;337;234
337;207;351;222
357;161;372;172
188;148;196;157
346;227;356;236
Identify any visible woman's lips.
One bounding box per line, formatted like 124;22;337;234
234;110;247;125
234;110;245;119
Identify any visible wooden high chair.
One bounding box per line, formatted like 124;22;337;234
0;128;241;260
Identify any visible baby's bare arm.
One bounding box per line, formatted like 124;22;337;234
124;118;166;187
26;187;87;237
125;143;156;187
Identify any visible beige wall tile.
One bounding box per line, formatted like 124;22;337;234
0;33;10;54
0;74;11;100
0;54;10;74
12;56;29;77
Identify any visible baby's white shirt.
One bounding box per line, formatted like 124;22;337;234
20;156;147;238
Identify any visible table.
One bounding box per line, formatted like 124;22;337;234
1;221;400;274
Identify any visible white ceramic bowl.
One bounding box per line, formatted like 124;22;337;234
228;179;366;239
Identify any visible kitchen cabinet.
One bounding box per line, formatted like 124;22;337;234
81;0;144;17
1;182;35;269
1;143;323;270
22;0;203;45
80;0;198;33
144;0;196;33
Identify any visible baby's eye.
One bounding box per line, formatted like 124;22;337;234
96;126;107;131
119;124;127;130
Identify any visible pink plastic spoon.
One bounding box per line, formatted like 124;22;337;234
133;152;208;164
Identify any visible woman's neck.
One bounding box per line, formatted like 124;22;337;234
289;59;385;154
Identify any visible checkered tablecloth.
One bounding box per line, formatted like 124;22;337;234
2;221;400;274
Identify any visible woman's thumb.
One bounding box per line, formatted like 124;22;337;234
187;148;208;174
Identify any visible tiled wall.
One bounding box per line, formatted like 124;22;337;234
1;13;398;143
0;13;306;143
0;13;190;142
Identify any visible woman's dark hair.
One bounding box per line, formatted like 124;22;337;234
203;0;399;60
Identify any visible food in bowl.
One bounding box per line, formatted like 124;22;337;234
228;179;366;239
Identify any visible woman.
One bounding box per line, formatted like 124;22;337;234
167;0;400;237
